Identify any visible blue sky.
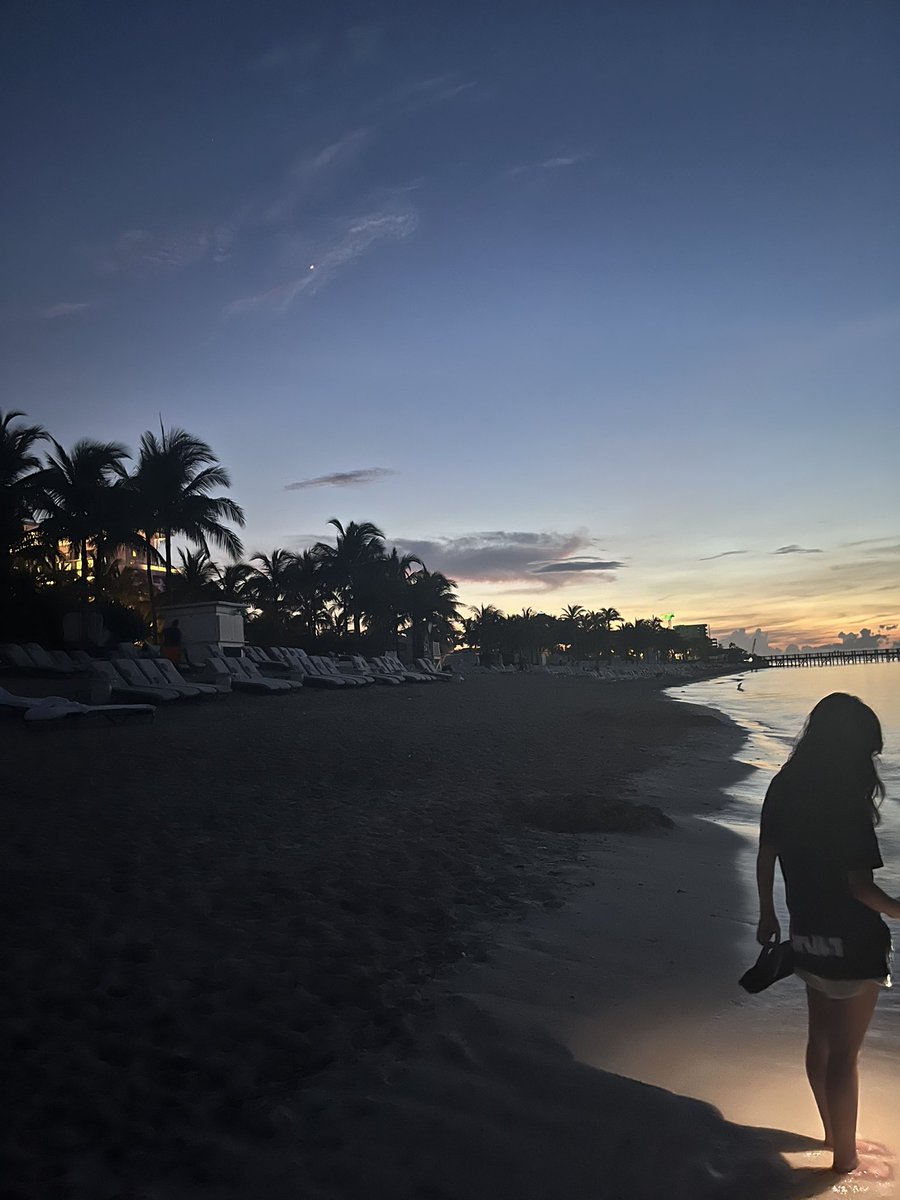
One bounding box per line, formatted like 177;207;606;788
2;0;898;649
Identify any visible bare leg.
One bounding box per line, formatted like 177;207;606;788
806;983;880;1173
805;986;832;1145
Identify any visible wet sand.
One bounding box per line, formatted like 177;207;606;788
1;670;861;1198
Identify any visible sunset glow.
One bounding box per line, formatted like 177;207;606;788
1;2;896;654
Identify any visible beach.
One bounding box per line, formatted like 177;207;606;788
3;670;882;1198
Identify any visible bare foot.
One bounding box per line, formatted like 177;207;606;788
832;1155;894;1182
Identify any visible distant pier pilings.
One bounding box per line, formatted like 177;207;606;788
752;648;900;669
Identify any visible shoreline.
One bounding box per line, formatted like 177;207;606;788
2;671;818;1198
294;688;807;1199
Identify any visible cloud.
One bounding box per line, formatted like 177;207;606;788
86;225;226;277
508;152;592;177
285;468;395;491
87;128;369;284
224;207;417;315
389;530;621;586
389;74;477;107
532;559;624;574
720;627;774;654
699;549;747;561
259;130;370;226
773;544;823;555
785;628;889;654
37;301;96;320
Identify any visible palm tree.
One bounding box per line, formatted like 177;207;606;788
91;478;157;600
33;438;131;588
0;409;48;596
594;606;622;665
314;519;386;638
464;603;504;664
215;560;254;603
559;603;585;657
406;566;459;658
133;425;245;594
362;547;422;651
173;547;220;602
246;548;297;632
288;548;329;638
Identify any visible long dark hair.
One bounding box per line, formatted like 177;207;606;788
784;692;884;824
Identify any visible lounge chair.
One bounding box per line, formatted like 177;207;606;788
88;660;181;703
349;655;402;685
415;658;453;681
132;658;216;698
67;649;97;670
48;649;88;673
148;657;225;696
375;655;433;683
238;655;303;691
207;655;295;693
243;646;292;675
384;654;437;683
0;643;74;677
0;686;154;723
271;648;345;689
114;657;202;699
23;643;77;674
331;656;380;685
308;654;366;686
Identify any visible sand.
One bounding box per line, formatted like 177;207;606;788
5;669;889;1198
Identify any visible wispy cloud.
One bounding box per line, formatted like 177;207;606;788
532;558;624;574
773;544;823;555
285;467;395;491
699;549;747;561
86;129;369;284
258;130;370;226
37;301;96;320
224;207;418;316
390;530;620;586
508;152;592;177
389;74;477;108
85;225;228;277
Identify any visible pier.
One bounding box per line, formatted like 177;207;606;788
752;648;900;669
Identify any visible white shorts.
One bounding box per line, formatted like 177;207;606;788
797;969;890;999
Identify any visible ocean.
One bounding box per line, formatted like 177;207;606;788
671;662;900;851
671;661;900;1069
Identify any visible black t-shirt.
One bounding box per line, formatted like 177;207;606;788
760;767;891;980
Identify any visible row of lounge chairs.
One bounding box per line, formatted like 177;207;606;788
0;642;94;676
0;642;452;723
242;647;452;687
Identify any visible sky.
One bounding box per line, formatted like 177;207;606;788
1;0;898;651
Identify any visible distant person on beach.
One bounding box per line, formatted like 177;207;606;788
756;692;900;1179
161;619;182;666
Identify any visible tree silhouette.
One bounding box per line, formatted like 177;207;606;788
133;426;244;594
406;566;460;658
33;438;131;587
247;549;297;634
314;519;385;638
0;409;48;596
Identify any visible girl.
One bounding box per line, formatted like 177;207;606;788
756;692;899;1176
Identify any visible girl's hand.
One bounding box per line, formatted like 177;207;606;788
756;914;781;945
